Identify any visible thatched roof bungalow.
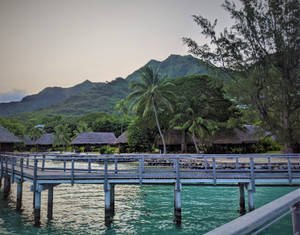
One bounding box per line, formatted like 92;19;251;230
212;125;260;145
0;125;22;152
115;132;128;144
35;134;54;151
157;129;198;153
114;132;129;153
156;125;263;153
23;135;36;146
71;132;117;151
211;125;261;153
22;135;36;151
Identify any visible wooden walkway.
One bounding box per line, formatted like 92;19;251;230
0;153;300;228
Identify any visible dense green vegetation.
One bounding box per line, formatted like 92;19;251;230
183;0;300;152
0;71;281;154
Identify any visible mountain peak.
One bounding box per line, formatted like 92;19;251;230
78;79;93;85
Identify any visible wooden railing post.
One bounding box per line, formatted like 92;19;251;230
63;159;66;172
213;157;216;185
250;157;256;192
104;160;108;192
139;156;144;185
3;157;11;199
114;159;118;174
235;156;239;169
71;158;75;186
42;155;45;171
287;156;292;185
88;159;91;173
33;158;38;208
11;157;15;184
0;156;3;188
20;158;24;182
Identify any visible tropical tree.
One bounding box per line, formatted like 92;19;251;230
73;121;91;138
171;98;216;153
183;0;300;152
128;66;175;154
169;75;238;153
53;124;71;151
115;99;129;134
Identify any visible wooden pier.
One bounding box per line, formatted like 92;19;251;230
0;153;299;228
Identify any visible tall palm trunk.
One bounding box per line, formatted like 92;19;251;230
191;132;199;154
152;98;167;154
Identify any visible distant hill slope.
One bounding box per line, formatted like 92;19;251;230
0;80;98;116
0;54;222;117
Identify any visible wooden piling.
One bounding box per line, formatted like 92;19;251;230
47;186;54;220
247;183;255;212
238;183;246;215
0;157;3;189
110;184;115;215
292;202;300;234
16;179;23;211
174;182;182;226
104;183;114;226
34;189;41;226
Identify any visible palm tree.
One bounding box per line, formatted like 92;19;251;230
171;98;215;153
53;124;71;151
128;66;175;154
73;121;91;138
115;99;129;134
28;126;44;152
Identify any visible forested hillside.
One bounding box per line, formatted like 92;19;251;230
0;54;221;117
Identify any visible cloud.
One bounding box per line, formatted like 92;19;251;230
0;90;27;103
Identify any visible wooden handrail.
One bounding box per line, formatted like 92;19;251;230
204;188;300;235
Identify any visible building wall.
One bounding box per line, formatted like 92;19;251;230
0;143;14;152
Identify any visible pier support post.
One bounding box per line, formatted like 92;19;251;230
246;183;255;212
47;186;54;220
238;183;246;215
34;187;41;227
3;175;11;199
110;184;115;215
174;182;182;226
104;183;114;226
292;202;300;234
16;179;23;211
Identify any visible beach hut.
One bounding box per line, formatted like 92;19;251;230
71;132;117;152
35;134;54;152
156;129;198;153
115;132;129;153
0;125;22;152
23;135;36;151
211;125;260;153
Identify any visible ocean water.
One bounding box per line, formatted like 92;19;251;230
0;162;296;235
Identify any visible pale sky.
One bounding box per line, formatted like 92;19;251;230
0;0;237;102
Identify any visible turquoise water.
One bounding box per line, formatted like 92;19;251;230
0;163;296;234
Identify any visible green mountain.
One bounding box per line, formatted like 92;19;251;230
0;54;221;117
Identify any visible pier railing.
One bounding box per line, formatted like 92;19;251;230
204;188;300;235
1;153;300;185
0;152;300;228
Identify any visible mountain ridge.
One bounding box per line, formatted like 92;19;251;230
0;54;220;117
